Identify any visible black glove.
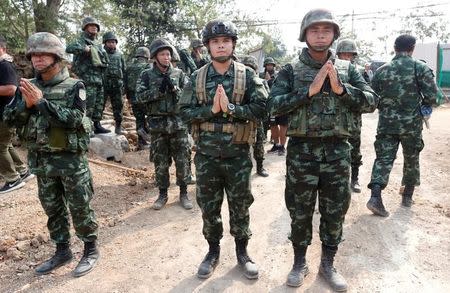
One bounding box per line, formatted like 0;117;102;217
159;75;168;93
164;74;175;91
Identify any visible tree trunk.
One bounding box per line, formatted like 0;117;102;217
32;0;62;33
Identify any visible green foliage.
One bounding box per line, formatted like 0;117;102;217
0;0;34;52
400;9;450;43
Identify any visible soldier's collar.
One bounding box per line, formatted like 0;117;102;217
36;67;70;86
208;62;234;77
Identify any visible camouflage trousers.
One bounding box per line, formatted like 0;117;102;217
0;122;27;182
85;82;105;122
349;115;362;168
128;92;147;131
369;133;424;189
37;169;98;243
150;130;190;188
252;122;265;162
104;86;124;123
194;152;254;242
285;139;351;247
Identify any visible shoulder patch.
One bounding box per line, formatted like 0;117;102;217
79;88;86;101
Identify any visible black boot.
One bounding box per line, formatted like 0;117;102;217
402;185;415;207
256;161;269;177
152;188;168;210
366;184;389;217
115;121;124;135
319;244;348;292
350;167;361;193
197;241;220;279
93;121;111;134
286;244;309;287
35;243;73;275
179;185;193;210
73;241;100;277
235;238;258;279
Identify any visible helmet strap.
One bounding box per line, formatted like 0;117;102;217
35;59;59;74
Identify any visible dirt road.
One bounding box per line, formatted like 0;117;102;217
1;107;449;293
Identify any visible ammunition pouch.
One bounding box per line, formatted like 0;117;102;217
193;121;256;145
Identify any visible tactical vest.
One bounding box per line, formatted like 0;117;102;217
24;77;91;153
104;51;124;80
146;67;183;116
192;61;256;144
287;58;355;138
126;59;149;93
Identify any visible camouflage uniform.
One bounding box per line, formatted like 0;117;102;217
135;40;190;206
180;58;267;241
125;47;151;134
190;39;210;69
177;47;197;76
102;32;126;128
3;34;98;245
241;55;269;176
336;38;366;192
66;18;108;124
368;54;437;191
268;9;378;290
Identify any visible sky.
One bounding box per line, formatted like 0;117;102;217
235;0;450;59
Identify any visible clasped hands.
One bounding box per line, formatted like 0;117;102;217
211;84;231;114
308;61;344;97
20;78;43;108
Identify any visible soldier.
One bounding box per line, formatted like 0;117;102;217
190;38;209;68
66;16;110;134
135;38;193;210
3;32;99;277
126;46;151;149
0;35;34;194
263;57;286;155
367;34;437;216
177;47;197;76
180;20;267;280
268;9;377;291
336;38;365;193
241;55;269;177
102;32;126;135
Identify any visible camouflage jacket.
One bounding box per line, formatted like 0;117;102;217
135;63;186;133
125;57;150;97
180;62;268;158
259;70;278;88
66;32;109;85
268;48;378;137
177;48;198;76
191;51;209;69
103;48;126;90
3;67;90;177
372;53;437;134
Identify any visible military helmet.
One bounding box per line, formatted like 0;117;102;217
26;32;66;60
190;38;203;48
135;46;150;59
149;38;173;59
102;31;118;44
299;9;340;42
336;39;358;55
171;46;180;62
263;57;276;66
241;55;258;71
82;16;100;31
202;20;238;45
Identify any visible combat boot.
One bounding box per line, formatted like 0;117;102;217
401;185;415;207
115;121;124;135
350;167;361;193
319;244;348;292
35;242;73;275
235;238;259;279
256;161;269;177
73;241;100;277
197;241;220;279
366;184;389;217
286;244;309;287
179;185;193;210
93;121;111;134
152;188;168;210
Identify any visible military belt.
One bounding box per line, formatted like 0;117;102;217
290;136;346;143
199;122;234;133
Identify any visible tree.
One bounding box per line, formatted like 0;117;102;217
0;0;34;52
32;0;62;33
400;9;450;43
